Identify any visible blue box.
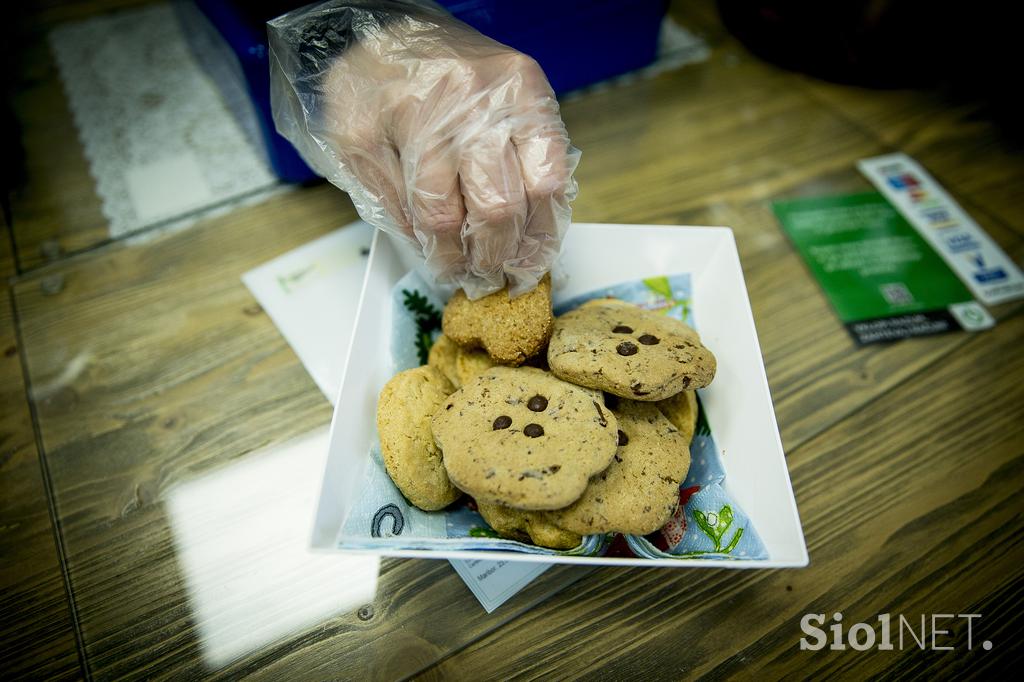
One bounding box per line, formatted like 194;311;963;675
438;0;667;94
181;0;667;183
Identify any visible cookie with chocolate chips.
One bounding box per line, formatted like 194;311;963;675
377;366;462;511
475;500;582;550
547;299;716;401
546;399;691;535
432;366;618;510
441;274;553;366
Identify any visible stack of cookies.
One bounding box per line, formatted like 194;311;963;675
376;276;717;550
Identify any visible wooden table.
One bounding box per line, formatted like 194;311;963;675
3;1;1022;679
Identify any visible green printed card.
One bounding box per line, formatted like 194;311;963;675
773;192;993;345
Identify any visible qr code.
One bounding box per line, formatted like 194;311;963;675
880;282;914;305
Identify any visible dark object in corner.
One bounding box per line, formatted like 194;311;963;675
716;0;1020;135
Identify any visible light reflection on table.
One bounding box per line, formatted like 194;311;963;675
166;426;379;669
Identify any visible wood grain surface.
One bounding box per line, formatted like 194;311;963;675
3;0;1022;679
1;221;82;680
421;312;1024;680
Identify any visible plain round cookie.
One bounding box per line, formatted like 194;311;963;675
433;366;619;510
656;390;699;444
377;366;462;511
427;335;496;389
546;400;691;535
476;501;581;550
548;300;716;401
427;334;460;388
441;274;553;365
455;346;497;387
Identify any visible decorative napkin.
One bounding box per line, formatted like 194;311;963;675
338;271;767;561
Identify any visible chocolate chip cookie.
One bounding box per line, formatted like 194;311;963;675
546;399;691;535
476;501;582;550
377;366;462;510
442;274;553;365
547;299;716;401
432;366;618;510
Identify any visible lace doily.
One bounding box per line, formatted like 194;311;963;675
50;2;280;239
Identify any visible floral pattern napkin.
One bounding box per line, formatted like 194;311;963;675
338;271;767;561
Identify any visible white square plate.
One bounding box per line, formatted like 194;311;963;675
312;224;808;568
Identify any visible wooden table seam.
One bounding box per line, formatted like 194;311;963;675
8;284;93;681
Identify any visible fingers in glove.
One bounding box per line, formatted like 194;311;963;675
404;135;467;287
343;143;414;240
495;57;578;295
458;123;528;296
507;107;579;295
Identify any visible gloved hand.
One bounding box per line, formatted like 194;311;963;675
268;1;580;299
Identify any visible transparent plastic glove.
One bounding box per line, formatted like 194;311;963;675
268;1;580;299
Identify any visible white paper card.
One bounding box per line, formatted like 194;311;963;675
858;153;1024;305
450;560;552;613
242;222;374;400
241;222;548;611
